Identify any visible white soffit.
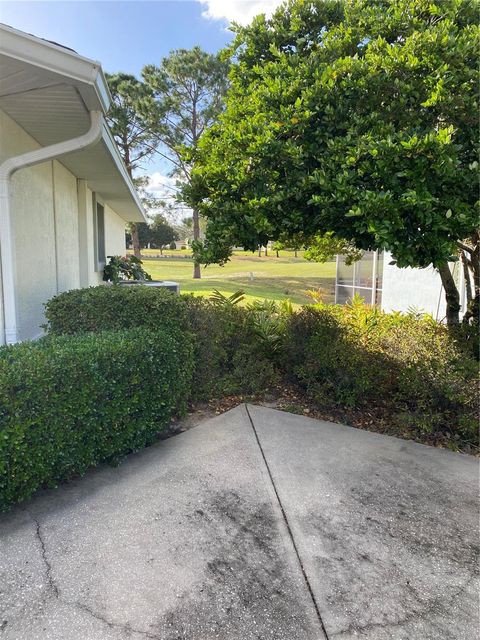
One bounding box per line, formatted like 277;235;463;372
0;24;145;222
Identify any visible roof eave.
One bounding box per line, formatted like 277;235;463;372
0;23;111;112
101;124;147;223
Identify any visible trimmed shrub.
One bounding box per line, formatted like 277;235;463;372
43;285;189;335
43;286;477;449
284;302;478;445
44;287;277;400
0;327;193;511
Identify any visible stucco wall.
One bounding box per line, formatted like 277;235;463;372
381;251;449;320
1;109;59;341
105;204;127;259
0;108;129;342
53;161;80;293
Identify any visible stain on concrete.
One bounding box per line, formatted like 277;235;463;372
154;490;316;640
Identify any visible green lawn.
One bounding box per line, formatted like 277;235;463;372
138;250;336;305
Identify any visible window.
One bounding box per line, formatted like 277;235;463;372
94;199;106;271
335;251;383;306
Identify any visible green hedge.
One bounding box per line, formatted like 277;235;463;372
0;327;193;511
284;303;478;444
44;286;277;401
43;286;478;450
43;285;189;335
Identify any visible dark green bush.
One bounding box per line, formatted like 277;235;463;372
0;327;193;511
43;286;478;450
44;285;189;335
284;302;478;445
44;286;277;400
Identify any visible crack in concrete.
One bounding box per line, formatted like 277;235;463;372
32;517;162;640
331;574;479;638
33;518;59;598
72;601;162;640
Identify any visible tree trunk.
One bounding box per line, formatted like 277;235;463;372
438;262;460;326
192;207;201;279
276;250;279;258
294;249;298;258
461;232;479;325
130;223;141;258
460;251;473;305
265;245;268;256
258;245;262;257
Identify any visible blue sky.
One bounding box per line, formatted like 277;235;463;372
0;1;235;76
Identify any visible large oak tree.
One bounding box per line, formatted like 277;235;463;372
186;0;479;324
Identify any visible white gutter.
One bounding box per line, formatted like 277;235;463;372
0;110;103;345
0;23;111;112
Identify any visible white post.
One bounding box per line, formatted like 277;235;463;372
371;250;378;305
334;254;339;304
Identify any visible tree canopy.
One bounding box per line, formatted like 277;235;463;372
106;73;160;256
186;0;479;321
142;48;229;277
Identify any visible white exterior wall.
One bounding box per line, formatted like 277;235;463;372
380;251;461;322
105;203;127;261
0;108;128;341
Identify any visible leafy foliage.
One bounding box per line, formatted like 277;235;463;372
44;286;188;335
284;300;478;444
0;327;193;511
186;0;479;319
106;73;160;256
129;215;179;252
103;255;152;284
209;289;246;307
2;282;476;510
304;232;363;265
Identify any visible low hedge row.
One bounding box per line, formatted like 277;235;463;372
43;285;190;335
44;286;276;400
283;303;478;444
0;327;193;511
2;285;472;511
43;286;478;448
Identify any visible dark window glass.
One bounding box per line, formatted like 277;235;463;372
96;203;105;268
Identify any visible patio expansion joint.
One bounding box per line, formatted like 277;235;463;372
244;403;331;640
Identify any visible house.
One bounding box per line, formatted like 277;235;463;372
335;251;467;321
0;24;146;345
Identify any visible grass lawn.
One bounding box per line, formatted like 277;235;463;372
136;250;336;305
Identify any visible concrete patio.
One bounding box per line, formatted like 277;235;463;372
0;404;478;640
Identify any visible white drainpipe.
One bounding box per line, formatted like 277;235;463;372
0;110;103;345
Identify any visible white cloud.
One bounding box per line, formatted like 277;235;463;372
148;172;178;196
198;0;284;26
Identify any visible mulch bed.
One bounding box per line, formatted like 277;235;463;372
169;383;478;456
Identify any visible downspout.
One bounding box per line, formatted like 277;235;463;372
0;110;103;345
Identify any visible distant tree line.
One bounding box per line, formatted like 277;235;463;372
125;214;178;254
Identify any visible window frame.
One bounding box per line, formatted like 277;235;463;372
93;193;106;272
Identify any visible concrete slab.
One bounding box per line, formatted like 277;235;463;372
0;405;325;640
247;404;480;640
1;404;478;640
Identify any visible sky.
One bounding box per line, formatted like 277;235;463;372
0;0;284;217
